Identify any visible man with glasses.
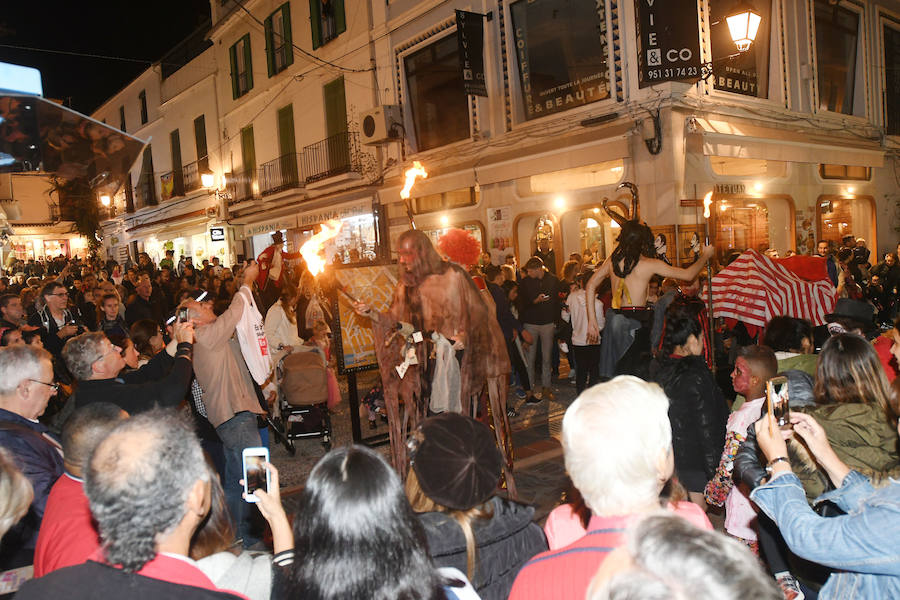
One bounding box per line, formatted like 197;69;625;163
0;345;65;574
62;325;194;414
28;282;82;361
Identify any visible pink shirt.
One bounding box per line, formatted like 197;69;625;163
724;396;766;540
543;500;713;550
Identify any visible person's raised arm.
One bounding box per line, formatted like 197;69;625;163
647;245;715;283
585;258;611;344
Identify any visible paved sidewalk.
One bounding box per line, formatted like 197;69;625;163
273;368;580;522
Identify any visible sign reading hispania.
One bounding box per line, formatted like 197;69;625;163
635;0;702;87
510;0;609;120
455;10;488;97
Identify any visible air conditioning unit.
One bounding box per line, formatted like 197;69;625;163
360;105;401;145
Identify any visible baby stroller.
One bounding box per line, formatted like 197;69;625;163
270;347;333;454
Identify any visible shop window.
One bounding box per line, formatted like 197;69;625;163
578;208;607;265
404;35;470;151
819;164;871;180
711;196;795;258
708;0;772;98
229;34;254;99
310;0;346;49
814;0;862;116
883;23;900;136
265;3;293;76
709;156;787;177
509;0;610;121
411;187;478;215
816;195;875;254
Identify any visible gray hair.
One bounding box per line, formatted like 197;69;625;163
562;376;671;515
0;345;52;395
85;409;209;572
588;514;780;600
62;332;109;381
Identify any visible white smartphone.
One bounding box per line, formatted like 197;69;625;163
242;447;270;503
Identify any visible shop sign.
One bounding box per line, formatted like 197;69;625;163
455;10;488;97
209;227;226;242
715;183;745;195
244;219;297;238
297;201;371;228
510;0;609;120
635;0;702;88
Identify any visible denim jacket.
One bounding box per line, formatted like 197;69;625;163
750;471;900;599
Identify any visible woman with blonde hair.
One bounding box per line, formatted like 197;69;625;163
405;412;546;600
0;447;33;538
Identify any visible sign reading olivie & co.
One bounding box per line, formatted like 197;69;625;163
635;0;702;88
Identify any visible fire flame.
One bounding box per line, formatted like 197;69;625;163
300;219;343;276
703;191;713;219
400;161;428;200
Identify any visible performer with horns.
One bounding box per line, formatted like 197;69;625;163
585;182;715;377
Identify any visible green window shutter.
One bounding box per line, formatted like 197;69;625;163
335;0;346;36
277;104;296;157
309;0;322;49
229;43;239;99
243;34;254;91
264;15;275;77
282;3;294;67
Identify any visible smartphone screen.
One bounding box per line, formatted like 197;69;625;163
242;447;270;502
767;376;791;430
177;307;189;323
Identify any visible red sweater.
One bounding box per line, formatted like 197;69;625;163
34;474;98;577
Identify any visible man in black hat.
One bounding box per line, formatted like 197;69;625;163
824;298;877;339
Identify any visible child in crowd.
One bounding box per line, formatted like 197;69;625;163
308;319;340;410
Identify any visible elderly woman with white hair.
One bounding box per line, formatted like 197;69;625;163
508;376;710;600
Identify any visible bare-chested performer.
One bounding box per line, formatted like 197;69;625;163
586;184;714;376
353;230;516;495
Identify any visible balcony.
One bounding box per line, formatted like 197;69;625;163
259;153;302;196
302;131;361;183
226;170;257;204
182;156;209;193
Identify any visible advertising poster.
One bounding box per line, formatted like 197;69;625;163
332;264;398;373
635;0;702;87
456;10;488;96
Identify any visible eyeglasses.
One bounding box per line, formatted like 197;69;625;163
92;345;121;364
28;379;59;392
50;292;68;298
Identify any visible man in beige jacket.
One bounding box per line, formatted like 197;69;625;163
187;262;264;546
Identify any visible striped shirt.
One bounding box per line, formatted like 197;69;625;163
508;514;633;600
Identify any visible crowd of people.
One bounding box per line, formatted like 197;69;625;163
0;224;900;599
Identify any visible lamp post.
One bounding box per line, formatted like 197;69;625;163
202;172;232;202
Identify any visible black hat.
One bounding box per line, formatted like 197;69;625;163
410;413;502;511
825;298;874;328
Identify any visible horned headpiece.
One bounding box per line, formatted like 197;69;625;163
602;181;641;227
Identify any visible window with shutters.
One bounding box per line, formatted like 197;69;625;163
265;3;293;76
310;0;346;49
885;22;900;136
229;34;254;99
119;106;126;132
814;0;864;116
138;90;148;125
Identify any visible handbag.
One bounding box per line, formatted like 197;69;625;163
234;287;272;385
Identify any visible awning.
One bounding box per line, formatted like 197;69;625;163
691;117;884;168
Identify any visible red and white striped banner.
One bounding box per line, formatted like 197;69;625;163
708;250;837;328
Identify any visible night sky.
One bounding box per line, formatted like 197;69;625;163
0;0;211;114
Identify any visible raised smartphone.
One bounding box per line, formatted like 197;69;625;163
766;376;791;430
242;446;270;503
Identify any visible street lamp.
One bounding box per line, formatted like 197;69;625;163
725;4;762;52
99;194;111;207
200;172;215;189
700;4;763;80
202;171;232;202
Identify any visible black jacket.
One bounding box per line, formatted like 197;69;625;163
418;496;547;600
648;354;729;490
74;343;193;414
518;272;560;326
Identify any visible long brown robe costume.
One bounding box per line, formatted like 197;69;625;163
367;235;516;496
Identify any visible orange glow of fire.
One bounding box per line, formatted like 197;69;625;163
703;191;713;219
300;219;343;276
400;161;428;200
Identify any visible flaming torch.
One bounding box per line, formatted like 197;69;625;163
400;161;428;229
702;191;716;373
300;219;343;277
